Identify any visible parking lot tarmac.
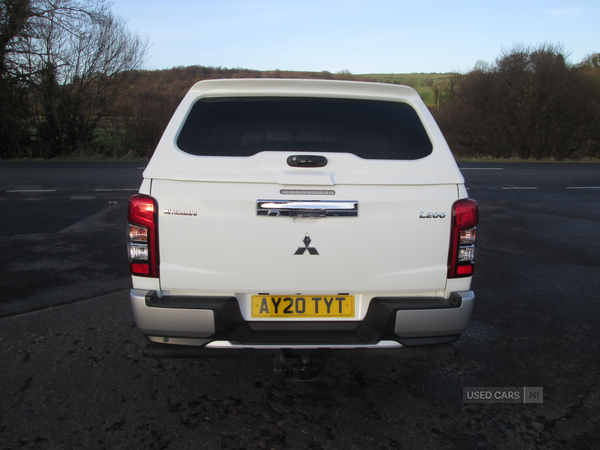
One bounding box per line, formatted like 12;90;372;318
0;162;599;449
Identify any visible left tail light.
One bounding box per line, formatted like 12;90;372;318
448;198;479;278
127;194;159;277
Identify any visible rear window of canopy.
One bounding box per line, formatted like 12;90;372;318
177;97;433;160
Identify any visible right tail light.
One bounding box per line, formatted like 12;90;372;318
448;198;479;278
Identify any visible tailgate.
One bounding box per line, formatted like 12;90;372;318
152;179;458;295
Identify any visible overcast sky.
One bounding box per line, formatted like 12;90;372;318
111;0;600;74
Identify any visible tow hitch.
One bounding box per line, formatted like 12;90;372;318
274;351;327;381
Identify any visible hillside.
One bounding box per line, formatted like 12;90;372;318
123;67;453;108
360;73;456;106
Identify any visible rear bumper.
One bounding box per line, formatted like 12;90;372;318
130;289;475;349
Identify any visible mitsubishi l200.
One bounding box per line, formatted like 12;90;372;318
127;79;478;379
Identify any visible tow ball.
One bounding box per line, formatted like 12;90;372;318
274;352;326;380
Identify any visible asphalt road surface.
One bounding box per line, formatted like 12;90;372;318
1;161;599;449
0;161;143;317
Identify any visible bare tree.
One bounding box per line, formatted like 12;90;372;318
0;0;33;155
1;0;148;157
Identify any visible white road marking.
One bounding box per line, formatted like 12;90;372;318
502;187;537;190
7;189;56;193
566;187;600;190
94;189;139;192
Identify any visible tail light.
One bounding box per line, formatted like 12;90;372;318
448;198;478;278
127;194;159;277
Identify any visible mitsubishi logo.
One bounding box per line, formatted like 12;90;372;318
294;233;319;255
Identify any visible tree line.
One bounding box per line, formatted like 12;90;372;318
108;48;600;161
1;3;598;161
433;44;600;160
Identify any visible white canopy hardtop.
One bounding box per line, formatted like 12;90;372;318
143;78;464;186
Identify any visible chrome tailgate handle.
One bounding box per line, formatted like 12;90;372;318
257;200;358;217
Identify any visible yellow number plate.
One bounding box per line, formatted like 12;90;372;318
251;295;355;318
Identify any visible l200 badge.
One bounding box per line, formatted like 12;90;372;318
419;211;446;219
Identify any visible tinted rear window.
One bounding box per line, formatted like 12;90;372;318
177;97;433;160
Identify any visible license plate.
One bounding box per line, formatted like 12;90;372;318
251;295;354;318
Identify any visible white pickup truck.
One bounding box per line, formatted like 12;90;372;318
127;79;478;379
